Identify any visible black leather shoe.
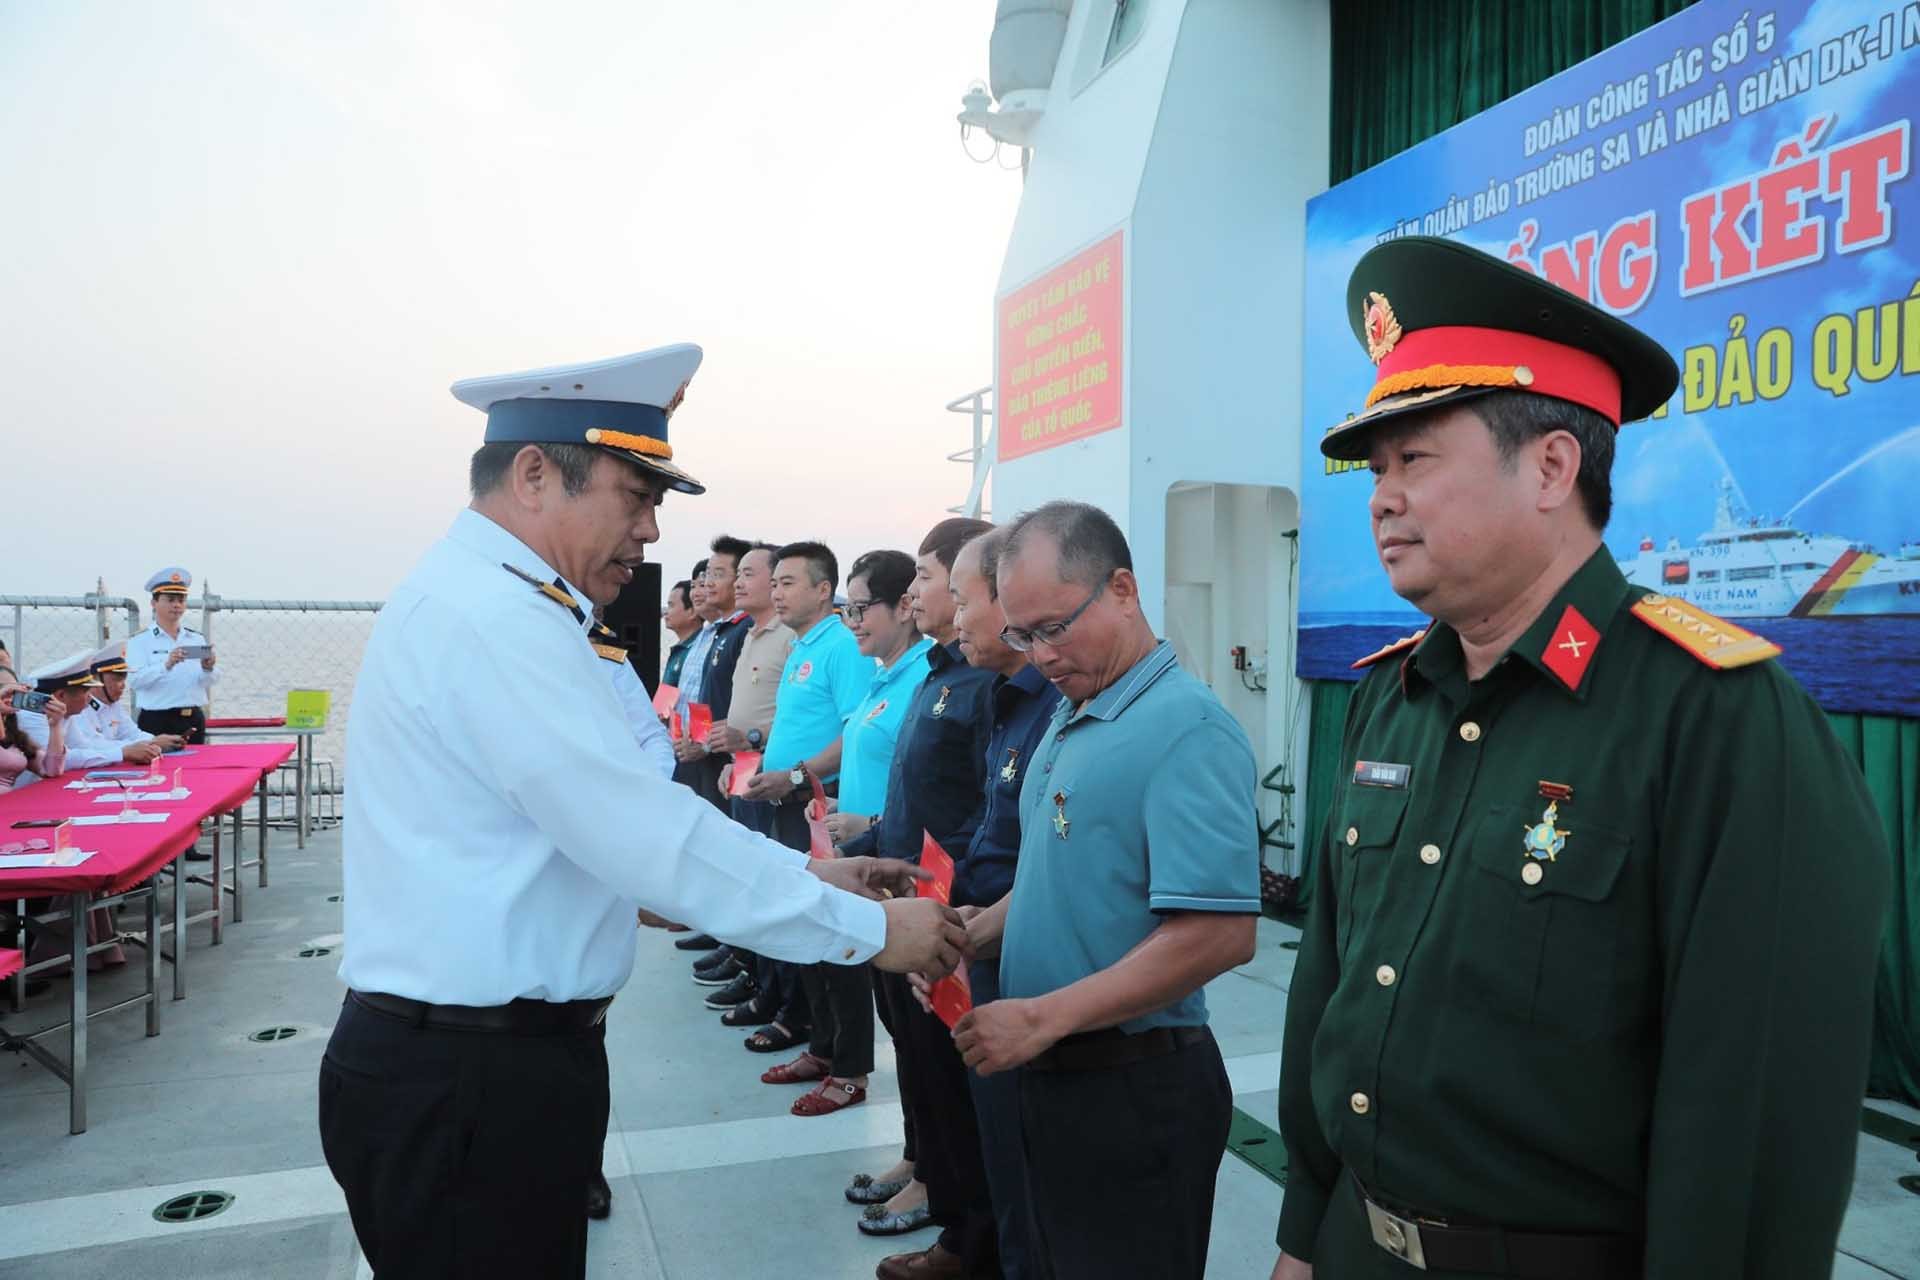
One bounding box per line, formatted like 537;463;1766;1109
704;972;758;1010
674;932;721;952
184;847;211;863
692;955;743;987
586;1169;611;1219
692;946;735;977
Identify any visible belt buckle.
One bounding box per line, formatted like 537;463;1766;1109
1364;1198;1429;1270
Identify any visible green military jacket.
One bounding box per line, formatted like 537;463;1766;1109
1276;548;1890;1278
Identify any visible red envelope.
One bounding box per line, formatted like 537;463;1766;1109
652;682;679;718
668;714;683;743
688;703;713;744
918;831;973;1026
729;751;763;797
804;775;835;859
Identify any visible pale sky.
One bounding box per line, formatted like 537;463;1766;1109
1;2;1020;601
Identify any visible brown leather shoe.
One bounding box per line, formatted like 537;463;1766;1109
875;1243;964;1280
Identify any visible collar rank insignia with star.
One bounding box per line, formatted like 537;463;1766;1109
1539;604;1601;690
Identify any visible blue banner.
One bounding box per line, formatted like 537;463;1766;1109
1298;0;1920;717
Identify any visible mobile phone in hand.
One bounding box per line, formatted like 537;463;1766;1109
177;645;212;659
9;690;50;713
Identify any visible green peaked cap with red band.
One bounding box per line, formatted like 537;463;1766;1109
1320;236;1679;461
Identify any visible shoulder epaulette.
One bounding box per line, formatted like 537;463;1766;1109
1351;629;1427;671
589;622;630;664
1629;593;1779;669
502;562;587;625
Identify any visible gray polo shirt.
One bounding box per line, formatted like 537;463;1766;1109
1000;641;1260;1032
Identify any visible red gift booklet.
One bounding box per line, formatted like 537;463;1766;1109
651;682;678;718
804;775;834;859
688;702;713;744
919;831;974;1027
728;751;763;797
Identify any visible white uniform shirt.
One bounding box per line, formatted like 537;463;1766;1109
610;660;676;780
338;509;886;1005
126;623;218;710
62;695;154;767
16;708;121;770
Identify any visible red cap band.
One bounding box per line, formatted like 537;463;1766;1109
1371;326;1623;426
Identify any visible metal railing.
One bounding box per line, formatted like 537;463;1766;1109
945;385;996;518
0;590;382;789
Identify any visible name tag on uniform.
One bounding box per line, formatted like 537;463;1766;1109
1353;760;1411;789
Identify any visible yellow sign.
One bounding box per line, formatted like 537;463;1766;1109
286;688;331;730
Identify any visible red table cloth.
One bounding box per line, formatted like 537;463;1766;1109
0;766;261;895
0;948;22;981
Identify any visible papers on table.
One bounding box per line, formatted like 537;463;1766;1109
65;810;171;826
0;849;95;869
83;769;150;780
92;788;189;804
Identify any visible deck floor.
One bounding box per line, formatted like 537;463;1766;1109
0;823;1913;1278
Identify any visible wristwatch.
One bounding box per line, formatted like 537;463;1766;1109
747;728;763;749
789;764;808;790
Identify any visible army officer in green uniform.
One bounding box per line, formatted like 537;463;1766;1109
1269;237;1890;1280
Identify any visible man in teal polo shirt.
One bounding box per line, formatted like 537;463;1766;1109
954;500;1260;1280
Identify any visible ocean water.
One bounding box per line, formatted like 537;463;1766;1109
1299;616;1920;719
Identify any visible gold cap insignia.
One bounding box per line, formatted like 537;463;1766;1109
1363;291;1402;365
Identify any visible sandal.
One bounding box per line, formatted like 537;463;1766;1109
720;995;778;1028
856;1201;934;1236
760;1052;829;1085
845;1172;912;1205
743;1023;807;1053
791;1079;865;1117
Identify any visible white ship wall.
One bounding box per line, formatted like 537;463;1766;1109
992;0;1330;856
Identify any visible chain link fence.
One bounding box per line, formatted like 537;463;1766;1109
0;592;380;791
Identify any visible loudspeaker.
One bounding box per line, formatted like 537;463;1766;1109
602;562;663;693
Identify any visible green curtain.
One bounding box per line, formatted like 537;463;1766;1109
1314;0;1919;1104
1329;0;1698;185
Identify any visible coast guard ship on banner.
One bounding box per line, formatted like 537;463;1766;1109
1617;478;1920;618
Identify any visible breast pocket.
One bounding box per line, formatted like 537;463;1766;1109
1466;805;1636;1039
1333;786;1410;963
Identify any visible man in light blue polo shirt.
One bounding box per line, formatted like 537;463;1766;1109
736;540;876;1088
954;500;1259;1280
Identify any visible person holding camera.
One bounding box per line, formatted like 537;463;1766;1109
125;566;217;744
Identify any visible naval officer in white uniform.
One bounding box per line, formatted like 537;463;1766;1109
125;567;217;744
320;344;968;1278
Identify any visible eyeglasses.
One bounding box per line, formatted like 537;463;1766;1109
840;598;891;624
1000;580;1105;653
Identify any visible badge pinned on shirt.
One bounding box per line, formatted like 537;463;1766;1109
999;748;1021;784
931;686;951;717
865;700;889;722
1051;789;1070;840
1520;800;1571;883
1353;760;1411;789
793;660;814;684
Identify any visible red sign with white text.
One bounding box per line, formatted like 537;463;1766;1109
996;230;1124;461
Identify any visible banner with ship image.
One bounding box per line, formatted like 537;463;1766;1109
1297;0;1920;717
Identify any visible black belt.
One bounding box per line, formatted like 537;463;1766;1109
1026;1024;1211;1073
349;990;612;1035
1350;1172;1641;1278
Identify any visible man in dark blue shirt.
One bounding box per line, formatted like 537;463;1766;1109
848;517;999;1280
947;527;1061;1280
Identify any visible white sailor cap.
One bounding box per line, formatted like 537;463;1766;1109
89;642;130;676
30;650;103;693
451;344;706;496
146;567;192;596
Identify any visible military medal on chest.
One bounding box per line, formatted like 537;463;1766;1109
1000;748;1021;784
1519;782;1573;884
931;685;951;717
1051;790;1070;840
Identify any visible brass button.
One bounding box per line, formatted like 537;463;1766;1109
1344;826;1359;847
1350;1091;1371;1115
1458;721;1482;742
1521;862;1544;886
1375;964;1397;987
1419;844;1441;865
1383;1218;1409;1255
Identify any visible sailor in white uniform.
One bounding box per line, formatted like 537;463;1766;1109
319;344;967;1279
125;568;216;743
18;651;159;771
69;644;185;759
